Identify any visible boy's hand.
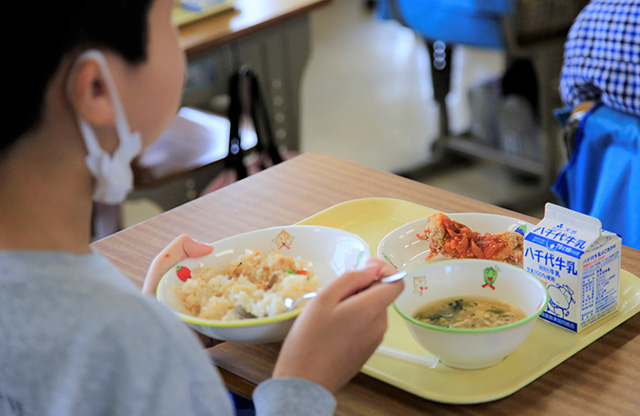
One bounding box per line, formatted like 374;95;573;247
272;258;403;393
142;234;213;295
142;234;219;348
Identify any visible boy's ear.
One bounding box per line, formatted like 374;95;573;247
68;59;116;126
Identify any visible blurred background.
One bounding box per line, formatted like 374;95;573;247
121;0;589;232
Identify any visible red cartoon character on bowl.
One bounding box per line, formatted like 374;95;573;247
176;266;191;282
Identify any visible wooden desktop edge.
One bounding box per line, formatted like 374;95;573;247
179;0;332;56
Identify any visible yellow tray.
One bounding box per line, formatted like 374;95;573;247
297;197;640;404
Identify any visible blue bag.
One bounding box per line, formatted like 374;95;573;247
552;103;640;249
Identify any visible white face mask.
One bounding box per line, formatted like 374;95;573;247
67;49;142;204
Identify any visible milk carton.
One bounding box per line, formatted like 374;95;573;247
524;203;621;332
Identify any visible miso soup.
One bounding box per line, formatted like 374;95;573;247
413;296;527;329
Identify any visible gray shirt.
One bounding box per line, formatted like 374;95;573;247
0;250;336;416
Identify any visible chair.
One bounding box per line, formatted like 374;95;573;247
130;107;259;205
383;0;588;211
553;103;640;249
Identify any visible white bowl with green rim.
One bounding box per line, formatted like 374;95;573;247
157;225;370;344
393;259;548;369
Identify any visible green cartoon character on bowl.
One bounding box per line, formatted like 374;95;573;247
482;266;498;290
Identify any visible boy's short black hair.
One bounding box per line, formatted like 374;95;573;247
5;0;155;154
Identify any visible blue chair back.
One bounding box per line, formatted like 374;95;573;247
392;0;514;48
553;103;640;249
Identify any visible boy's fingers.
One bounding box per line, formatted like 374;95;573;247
319;258;401;305
143;235;213;295
365;258;397;277
318;259;401;305
152;235;212;270
318;266;380;305
341;278;404;313
183;237;214;258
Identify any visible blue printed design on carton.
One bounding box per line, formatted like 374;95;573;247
524;203;621;332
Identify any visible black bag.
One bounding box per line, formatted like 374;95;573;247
202;66;292;193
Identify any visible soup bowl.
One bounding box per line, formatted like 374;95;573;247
157;225;370;344
393;259;548;369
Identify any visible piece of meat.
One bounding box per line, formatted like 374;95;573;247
417;213;524;266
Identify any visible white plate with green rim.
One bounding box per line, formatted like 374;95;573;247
157;225;369;343
378;213;532;272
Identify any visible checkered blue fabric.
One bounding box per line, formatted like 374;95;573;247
560;0;640;117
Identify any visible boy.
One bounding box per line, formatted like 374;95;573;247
0;1;403;415
560;0;639;117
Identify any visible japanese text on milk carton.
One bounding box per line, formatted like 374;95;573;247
524;203;621;332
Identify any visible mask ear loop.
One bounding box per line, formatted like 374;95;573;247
67;49;142;204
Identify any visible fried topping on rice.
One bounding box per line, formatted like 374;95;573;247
175;251;318;321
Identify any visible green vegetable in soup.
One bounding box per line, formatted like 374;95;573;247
413;296;526;329
449;299;464;312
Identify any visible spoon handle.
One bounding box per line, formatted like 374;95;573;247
361;270;407;291
379;270;407;284
284;270;406;310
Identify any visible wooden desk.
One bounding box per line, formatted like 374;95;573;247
179;0;332;56
178;0;330;152
94;153;640;415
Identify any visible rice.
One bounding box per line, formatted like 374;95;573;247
174;251;318;321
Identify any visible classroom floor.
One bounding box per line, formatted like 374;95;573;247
123;0;548;227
